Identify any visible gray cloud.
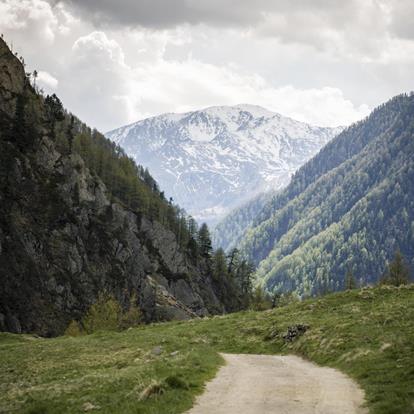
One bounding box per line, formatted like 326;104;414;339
57;0;264;28
55;0;363;30
388;0;414;40
54;0;414;56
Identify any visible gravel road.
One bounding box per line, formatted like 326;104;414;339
187;353;367;414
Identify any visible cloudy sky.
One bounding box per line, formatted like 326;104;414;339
1;0;413;131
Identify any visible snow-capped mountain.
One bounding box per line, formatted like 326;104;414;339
106;104;343;225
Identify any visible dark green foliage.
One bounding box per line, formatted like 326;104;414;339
44;93;65;141
44;93;64;123
381;250;410;286
345;267;357;290
164;375;189;390
210;248;255;311
198;223;213;259
5;87;39;149
239;93;414;296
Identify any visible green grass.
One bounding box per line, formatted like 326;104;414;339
1;285;414;413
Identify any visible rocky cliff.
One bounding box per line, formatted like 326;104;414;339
0;38;224;336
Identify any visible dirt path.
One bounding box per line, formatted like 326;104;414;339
187;353;367;414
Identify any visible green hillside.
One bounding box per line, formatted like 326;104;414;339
1;285;413;414
212;190;276;251
238;94;414;296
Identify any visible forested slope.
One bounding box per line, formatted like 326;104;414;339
212;190;276;251
239;93;414;295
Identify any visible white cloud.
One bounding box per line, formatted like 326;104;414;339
0;0;58;43
64;31;368;130
72;31;125;65
37;70;58;89
1;1;412;133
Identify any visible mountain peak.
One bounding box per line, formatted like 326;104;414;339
106;107;342;225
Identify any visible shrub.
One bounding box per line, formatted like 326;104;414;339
64;320;83;337
381;251;411;286
250;286;272;311
64;293;144;335
82;293;122;334
119;294;143;330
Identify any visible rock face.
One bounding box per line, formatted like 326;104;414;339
0;38;223;336
106;105;342;225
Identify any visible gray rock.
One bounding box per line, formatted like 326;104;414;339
151;346;163;356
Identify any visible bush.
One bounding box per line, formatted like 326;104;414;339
64;320;83;337
64;293;144;335
82;293;122;334
250;286;272;311
381;251;411;286
119;294;143;329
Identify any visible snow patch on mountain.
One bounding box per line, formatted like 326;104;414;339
106;105;343;225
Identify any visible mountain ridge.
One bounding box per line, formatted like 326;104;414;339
106;105;343;225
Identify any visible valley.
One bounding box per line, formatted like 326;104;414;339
1;3;414;413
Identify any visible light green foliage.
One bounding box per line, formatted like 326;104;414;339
82;294;123;334
65;294;143;336
64;320;83;337
2;286;413;414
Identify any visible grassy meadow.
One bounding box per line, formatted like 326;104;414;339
1;285;413;414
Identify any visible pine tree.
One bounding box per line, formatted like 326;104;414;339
236;260;254;308
198;223;212;259
67;115;75;153
45;93;64;138
227;248;240;274
212;248;228;282
345;267;357;290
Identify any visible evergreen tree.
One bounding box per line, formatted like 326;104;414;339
227;248;240;274
10;94;26;146
212;248;229;282
345;267;357;290
45;93;64;137
67;115;75;153
198;223;212;259
236;260;254;308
